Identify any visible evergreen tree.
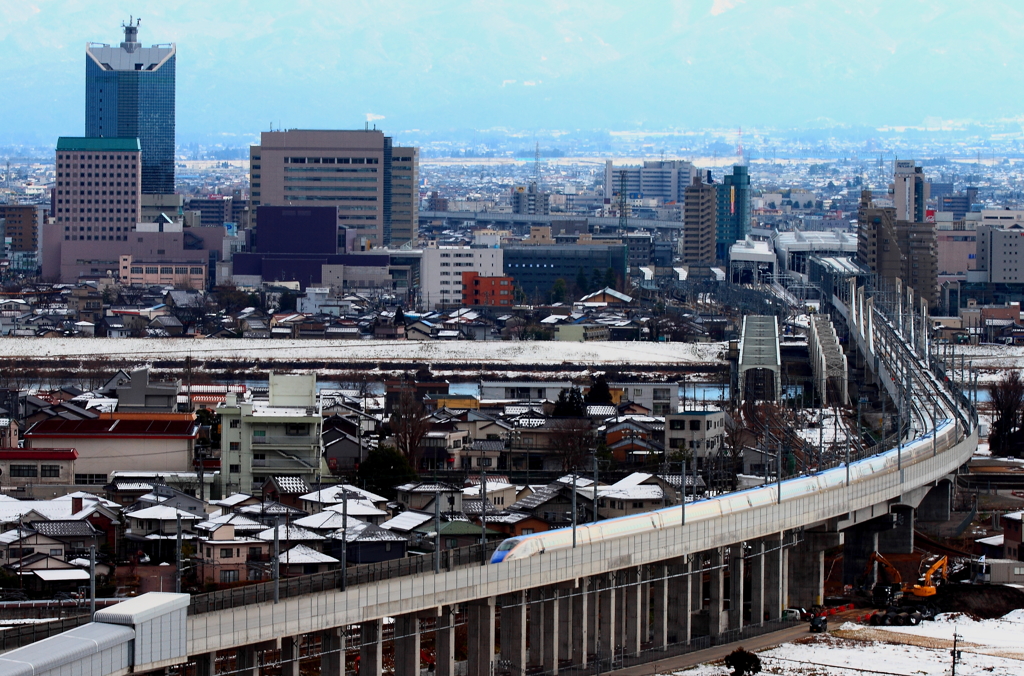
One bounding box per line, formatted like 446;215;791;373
585;374;613;404
553;387;586;416
604;267;617;290
355;446;419;500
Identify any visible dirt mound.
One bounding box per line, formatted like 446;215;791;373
934;584;1024;619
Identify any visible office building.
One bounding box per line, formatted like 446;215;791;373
682;176;717;266
940;187;978;221
86;21;176;195
604;160;697;203
186;196;234;228
856;191;938;308
896;220;938;308
893;160;929;223
0;205;43;252
976;210;1024;284
249;130;418;247
715;165;751;262
503;244;627;301
511;183;550;215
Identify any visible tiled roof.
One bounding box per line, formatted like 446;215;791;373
28;520;97;538
269;476;310;495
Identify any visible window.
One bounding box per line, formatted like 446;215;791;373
230;442;240;451
220;570;240;583
75;473;107;485
670;419;685;430
50;549;63;557
653;388;670;401
41;465;61;478
229;464;241;474
478;457;493;467
446;538;458;549
632;502;643;509
10;465;37;478
229;419;240;428
689;420;701;431
220;548;234;559
521;528;535;535
248;547;262;559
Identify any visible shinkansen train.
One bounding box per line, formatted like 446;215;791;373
491;418;959;563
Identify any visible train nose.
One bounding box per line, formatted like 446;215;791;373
489;550;508;564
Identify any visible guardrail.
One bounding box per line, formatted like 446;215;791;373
188;541;501;616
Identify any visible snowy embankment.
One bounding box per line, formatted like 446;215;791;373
947;344;1024;383
0;337;728;367
675;611;1024;675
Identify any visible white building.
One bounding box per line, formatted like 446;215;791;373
420;245;503;311
217;374;325;497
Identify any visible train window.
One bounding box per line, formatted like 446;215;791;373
496;538;520;551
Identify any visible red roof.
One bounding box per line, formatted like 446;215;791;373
25;418;199;439
0;448;78;460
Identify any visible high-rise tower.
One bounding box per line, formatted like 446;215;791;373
86;19;176;195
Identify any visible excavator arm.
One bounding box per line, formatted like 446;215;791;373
910;556;948;597
866;551;903;586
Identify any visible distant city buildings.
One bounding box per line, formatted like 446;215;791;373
681;175;717;267
715;165;751;262
604;160;697;204
249;130;418;248
85;21;176;195
510;183;550;215
893;160;928;222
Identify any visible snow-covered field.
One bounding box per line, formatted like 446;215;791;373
0;338;728;366
674;611;1024;675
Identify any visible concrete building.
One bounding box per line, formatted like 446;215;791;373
897;220;939;308
50;137;142;275
22;414;199;485
420;246;503;310
186;196;234;228
249;130;418;247
461;272;514;307
86;21;175;195
975;210;1024;284
119;255;207;290
0;448;78;489
604;160;697;204
934;212;978;281
681;176;717;266
729;237;775;284
503;244;627;302
216;374;324;498
715;165;751;262
893;160;929;223
511;183;550;215
0;205;43;253
774;230;858;278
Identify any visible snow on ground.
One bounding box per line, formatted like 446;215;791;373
0;337;729;366
673;611;1024;676
795;409;849;446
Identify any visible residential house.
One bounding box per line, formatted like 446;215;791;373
196;523;269;585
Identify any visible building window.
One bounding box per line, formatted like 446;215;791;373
75;474;107;485
230;419;240;428
220;570;239;583
446;538;458;549
50;549;63;557
230;442;240;451
229;464;241;474
41;465;61;478
10;465;37;478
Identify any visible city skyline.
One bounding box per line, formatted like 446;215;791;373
3;1;1024;146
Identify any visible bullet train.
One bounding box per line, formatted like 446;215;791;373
491;418;959;563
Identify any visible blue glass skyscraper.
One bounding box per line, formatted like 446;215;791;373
715;164;751;262
86;20;175;195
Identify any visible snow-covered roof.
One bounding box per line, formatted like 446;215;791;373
127;505;203;521
293;511;364;531
380;511;434;532
300;485;387;505
279;544;338;565
211;493;254;507
324;500;388;518
257;525;324;542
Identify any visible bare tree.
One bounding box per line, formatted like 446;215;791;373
390;387;431;470
549;417;595;472
990;370;1024;458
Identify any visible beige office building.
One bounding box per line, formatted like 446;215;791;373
249;130;418;248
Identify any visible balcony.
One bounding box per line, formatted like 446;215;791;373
251;435;315;447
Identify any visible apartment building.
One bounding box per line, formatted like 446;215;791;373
665;409;726;470
217;374;324;497
420;246;503;310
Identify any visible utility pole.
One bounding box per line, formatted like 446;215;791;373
951;629;961;676
175;514;182;593
434;489;441;574
480;468;488;564
571;470;577;548
273;516;280;604
341;494;348;589
89;545;96;619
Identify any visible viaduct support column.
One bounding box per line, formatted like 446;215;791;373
789;531;841;609
666;557;691;644
236;646;259;676
528;587;545;669
640;567;651;646
729;544;745;631
435;606;456;676
393;614;420;676
598;573;617;664
764;535;785;620
651;563;669;651
543;587;561;674
500;591;527;674
878;504;915;555
467;597;496;676
558;585;573;666
280;636;301;676
571;580;589;666
708;548;726;637
319;628;345;676
842;524;880;588
748;540;765;625
359;619;382;676
586;576;599;658
191;652;216;676
622;568;642;657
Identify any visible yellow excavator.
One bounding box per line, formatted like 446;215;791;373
909;556;948;597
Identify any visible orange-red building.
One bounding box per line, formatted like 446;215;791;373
461;271;514;307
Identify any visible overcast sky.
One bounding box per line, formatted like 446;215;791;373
2;0;1021;144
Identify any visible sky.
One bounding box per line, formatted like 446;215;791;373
2;0;1023;145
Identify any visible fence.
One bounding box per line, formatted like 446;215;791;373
188;541;500;616
0;614;92;652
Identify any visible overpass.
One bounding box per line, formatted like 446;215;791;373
0;282;977;676
419;210;689;231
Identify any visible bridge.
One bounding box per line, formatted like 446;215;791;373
419;210;690;231
0;282;977;676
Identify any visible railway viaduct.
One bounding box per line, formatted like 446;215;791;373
0;281;977;676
